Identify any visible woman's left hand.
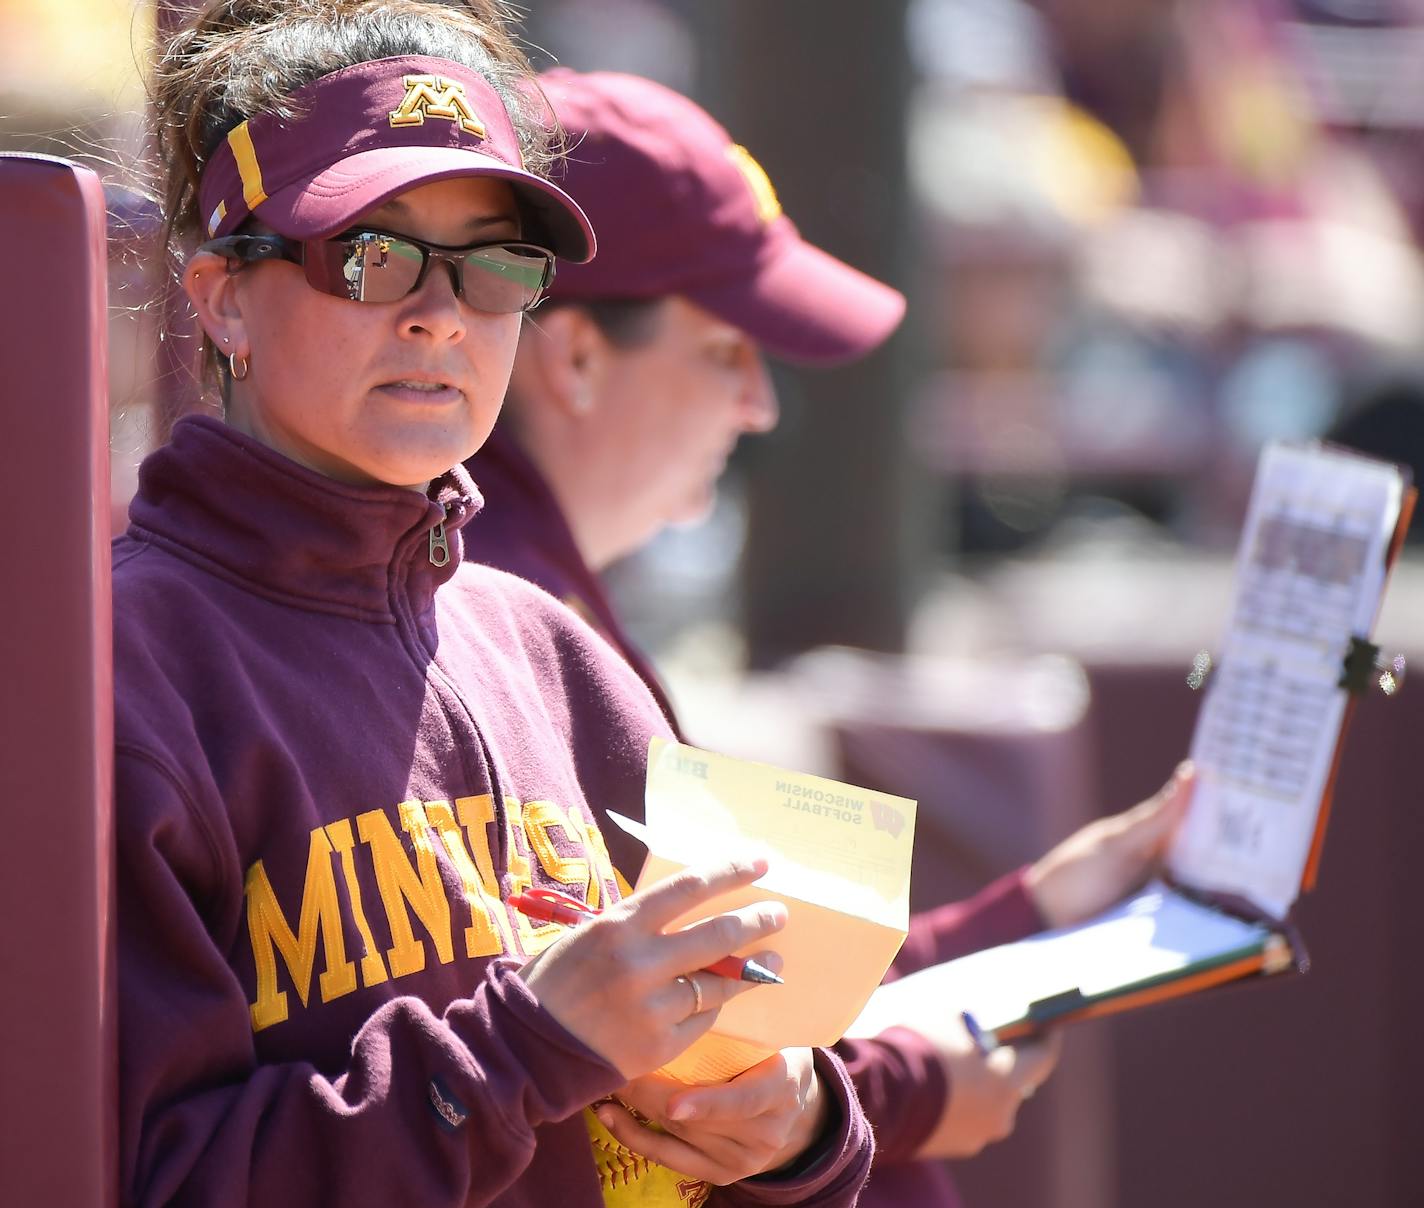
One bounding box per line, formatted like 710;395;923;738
1025;761;1194;929
594;1048;827;1185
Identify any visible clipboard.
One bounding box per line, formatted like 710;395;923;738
848;441;1414;1050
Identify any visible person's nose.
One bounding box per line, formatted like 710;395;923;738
396;259;467;344
740;352;779;433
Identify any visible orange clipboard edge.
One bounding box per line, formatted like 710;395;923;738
986;939;1294;1048
1299;481;1416;895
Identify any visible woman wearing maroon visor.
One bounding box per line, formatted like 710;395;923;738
116;3;874;1206
467;68;1195;1206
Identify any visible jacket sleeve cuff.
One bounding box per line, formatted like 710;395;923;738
890;866;1046;980
722;1047;873;1206
833;1026;948;1164
444;960;625;1128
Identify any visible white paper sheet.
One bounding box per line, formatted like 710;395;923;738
845;881;1273;1039
1168;443;1404;917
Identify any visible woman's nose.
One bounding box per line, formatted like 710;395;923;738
741;353;779;432
397;261;467;342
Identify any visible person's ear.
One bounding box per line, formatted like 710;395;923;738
183;252;250;356
521;306;607;420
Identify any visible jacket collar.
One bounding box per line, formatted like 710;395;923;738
465;426;618;627
465;426;683;733
127;415;483;621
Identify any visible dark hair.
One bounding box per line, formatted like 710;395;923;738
502;298;665;437
150;0;552;400
543;297;666;349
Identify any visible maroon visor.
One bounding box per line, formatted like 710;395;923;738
196;56;594;262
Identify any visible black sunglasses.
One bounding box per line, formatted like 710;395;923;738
198;228;556;314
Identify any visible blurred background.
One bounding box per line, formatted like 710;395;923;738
4;1;1423;1204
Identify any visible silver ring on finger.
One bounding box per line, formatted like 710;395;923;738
676;973;704;1016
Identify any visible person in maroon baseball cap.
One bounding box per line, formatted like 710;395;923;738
540;70;907;365
473;66;906;589
466;68;1195;1206
114;4;876;1207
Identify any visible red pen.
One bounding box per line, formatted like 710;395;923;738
508;887;785;986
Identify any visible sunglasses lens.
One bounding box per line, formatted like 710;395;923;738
304;234;424;302
459;244;553;313
299;234;551;310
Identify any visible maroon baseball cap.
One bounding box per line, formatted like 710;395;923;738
537;69;906;365
196;56;594;261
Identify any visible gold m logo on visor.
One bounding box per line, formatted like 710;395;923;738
389;75;487;136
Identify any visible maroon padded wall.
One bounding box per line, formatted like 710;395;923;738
822;653;1114;1208
1086;660;1424;1208
0;153;116;1207
826;652;1424;1207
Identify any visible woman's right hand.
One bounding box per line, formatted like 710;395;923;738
518;859;786;1079
911;1016;1060;1158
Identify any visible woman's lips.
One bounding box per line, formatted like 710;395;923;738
375;379;463;404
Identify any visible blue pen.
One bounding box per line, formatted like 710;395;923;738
961;1009;997;1055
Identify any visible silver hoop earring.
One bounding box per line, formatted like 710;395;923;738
228;351;250;381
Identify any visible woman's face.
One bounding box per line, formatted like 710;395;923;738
593;297;777;536
188;176;525;491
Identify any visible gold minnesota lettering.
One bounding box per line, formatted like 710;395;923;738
244;794;618;1031
389;75;487;136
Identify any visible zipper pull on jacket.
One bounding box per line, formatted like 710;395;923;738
429;513;451;567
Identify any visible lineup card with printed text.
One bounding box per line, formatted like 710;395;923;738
610;737;916;1083
1168;443;1409;918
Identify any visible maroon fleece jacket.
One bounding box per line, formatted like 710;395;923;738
113;417;872;1208
466;428;1047;1206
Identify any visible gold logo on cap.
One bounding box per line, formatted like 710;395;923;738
389;75;486;137
726;144;782;225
